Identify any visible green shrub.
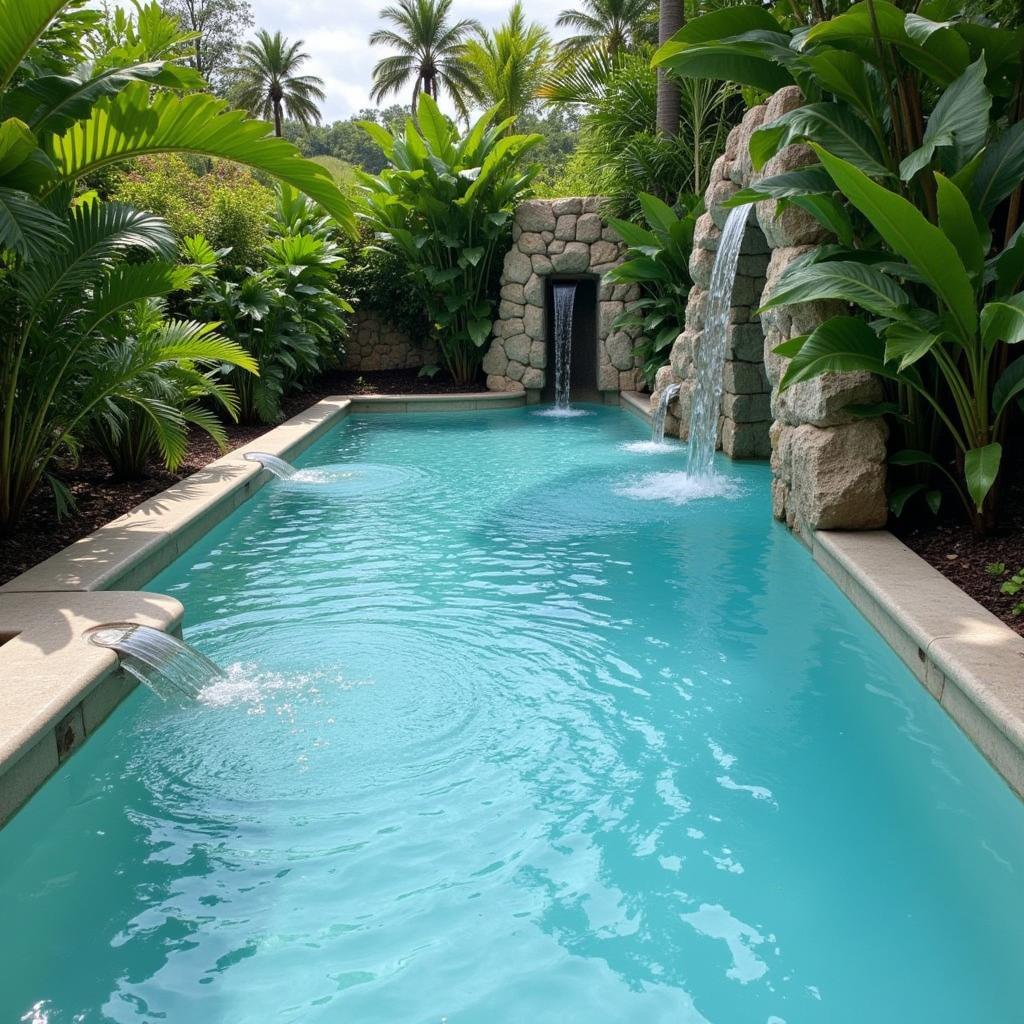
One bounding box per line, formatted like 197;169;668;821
359;94;541;384
112;155;274;268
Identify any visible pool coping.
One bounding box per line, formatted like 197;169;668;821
0;390;525;827
620;390;654;424
812;530;1024;798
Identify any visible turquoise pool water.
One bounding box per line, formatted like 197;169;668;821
2;406;1022;1023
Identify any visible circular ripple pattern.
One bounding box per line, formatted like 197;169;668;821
2;407;1023;1024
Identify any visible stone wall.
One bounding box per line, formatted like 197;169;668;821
483;198;644;396
342;309;437;373
659;86;888;534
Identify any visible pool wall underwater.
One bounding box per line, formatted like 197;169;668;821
0;389;1021;827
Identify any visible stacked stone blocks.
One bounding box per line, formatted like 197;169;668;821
659;86;888;533
343;310;437;373
483;198;644;394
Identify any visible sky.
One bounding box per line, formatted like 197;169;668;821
245;0;565;121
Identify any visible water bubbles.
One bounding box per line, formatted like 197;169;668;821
615;472;744;505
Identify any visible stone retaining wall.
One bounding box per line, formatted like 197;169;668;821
659;86;888;534
483;198;644;395
342;309;437;373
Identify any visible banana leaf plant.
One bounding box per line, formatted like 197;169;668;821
0;0;356;530
357;93;541;385
603;192;702;389
761;146;1024;531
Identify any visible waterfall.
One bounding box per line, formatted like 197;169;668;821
87;624;224;701
651;383;681;444
243;452;296;478
686;205;751;478
552;281;577;411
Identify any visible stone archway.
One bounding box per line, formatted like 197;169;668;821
483;198;645;400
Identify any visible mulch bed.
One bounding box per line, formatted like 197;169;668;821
897;465;1024;638
0;369;485;586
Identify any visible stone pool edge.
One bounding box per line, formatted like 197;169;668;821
623;389;1024;798
0;392;525;827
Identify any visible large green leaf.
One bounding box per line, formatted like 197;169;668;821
964;443;1001;511
991;223;1024;294
788;194;855;247
993;355;1024;419
980;294;1024;349
883;320;941;370
0;117;37;175
813;145;977;342
760;260;910;317
726;165;835;206
777;315;893;391
638;192;677;236
898;56;990;180
8;62;203;137
803;51;878;120
606;217;659;250
654;10;794;93
969;121;1024;218
44;83;356;234
934;173;984;278
0;185;68;261
414;93;455;162
751;104;889;176
0;0;69;90
803;0;969;84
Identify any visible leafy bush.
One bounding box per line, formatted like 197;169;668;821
337;225;431;340
87;298;252;479
605;192;701;388
183;187;351;423
359;94;541;384
112;155;273;268
0;0;353;530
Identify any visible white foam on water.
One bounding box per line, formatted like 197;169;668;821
198;663;371;713
290;468;355;485
620;441;679;455
534;407;592;419
615;471;743;505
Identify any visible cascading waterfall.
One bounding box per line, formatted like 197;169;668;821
243;452;296;478
651;383;681;445
686;205;752;478
87;623;224;701
552;281;577;411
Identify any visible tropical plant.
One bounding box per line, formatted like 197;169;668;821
358;94;541;384
87;298;252;479
544;50;736;218
604;191;701;386
183;188;350;423
92;0;198;70
369;0;482;120
231;30;325;136
556;0;656;56
463;3;551;122
655;2;1024;528
762;145;1024;531
112;155;274;268
0;0;354;530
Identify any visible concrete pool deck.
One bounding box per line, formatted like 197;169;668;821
1;387;1021;828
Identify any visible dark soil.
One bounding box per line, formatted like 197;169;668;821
897;469;1024;638
0;369;485;586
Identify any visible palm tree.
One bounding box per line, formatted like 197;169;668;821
232;30;325;136
656;0;683;135
463;2;551;121
369;0;482;120
555;0;656;57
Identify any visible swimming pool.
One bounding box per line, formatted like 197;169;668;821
2;405;1022;1023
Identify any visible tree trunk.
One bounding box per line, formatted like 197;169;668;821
273;98;282;137
656;0;683;136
